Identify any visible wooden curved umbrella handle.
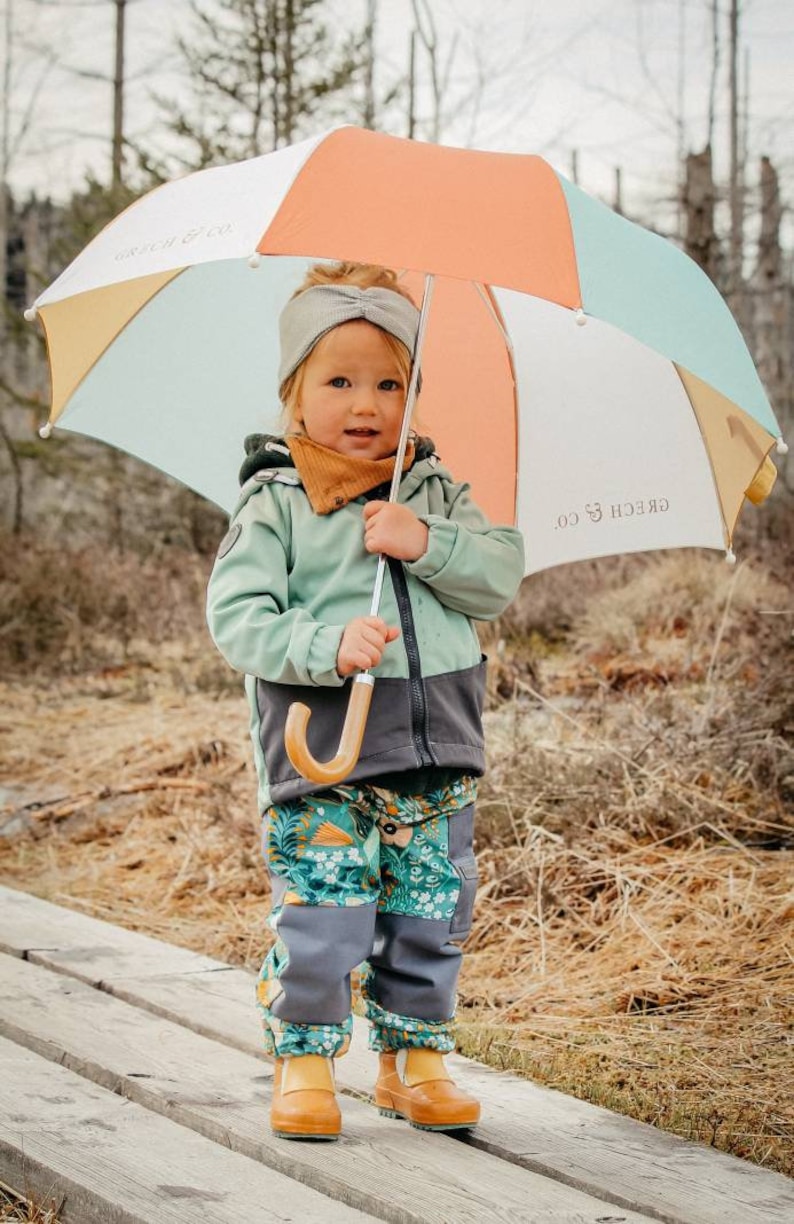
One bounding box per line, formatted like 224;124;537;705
284;674;374;786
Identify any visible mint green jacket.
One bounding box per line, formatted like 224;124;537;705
206;449;524;810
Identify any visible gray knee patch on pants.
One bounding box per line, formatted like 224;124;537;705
271;903;377;1025
368;912;462;1021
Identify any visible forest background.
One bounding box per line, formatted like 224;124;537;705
1;0;793;1194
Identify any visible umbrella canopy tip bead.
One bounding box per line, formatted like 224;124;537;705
23;306;37;322
39;422;53;440
776;437;789;455
574;308;587;327
725;548;737;566
248;252;262;269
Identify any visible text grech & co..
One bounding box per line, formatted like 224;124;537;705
554;497;670;531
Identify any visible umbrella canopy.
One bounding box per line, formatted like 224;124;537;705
32;125;785;575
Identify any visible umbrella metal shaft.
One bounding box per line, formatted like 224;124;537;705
368;273;436;622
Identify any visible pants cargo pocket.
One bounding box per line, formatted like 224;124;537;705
450;854;478;939
447;803;477;941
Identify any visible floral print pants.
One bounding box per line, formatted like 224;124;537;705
256;778;478;1059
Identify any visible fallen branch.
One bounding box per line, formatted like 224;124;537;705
27;778;212;822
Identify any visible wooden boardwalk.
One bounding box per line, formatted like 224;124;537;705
1;884;792;1224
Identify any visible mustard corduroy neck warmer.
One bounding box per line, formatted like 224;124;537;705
286;435;416;515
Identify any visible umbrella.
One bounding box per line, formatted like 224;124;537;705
29;126;786;779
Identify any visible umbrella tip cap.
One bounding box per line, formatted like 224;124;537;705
39;422;53;439
574;308;587;327
24;306;38;322
725;548;737;565
248;252;261;269
776;437;788;455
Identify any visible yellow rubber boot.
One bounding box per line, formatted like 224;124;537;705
375;1048;480;1130
270;1054;341;1140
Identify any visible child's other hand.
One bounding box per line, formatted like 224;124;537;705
337;616;400;677
363;501;429;561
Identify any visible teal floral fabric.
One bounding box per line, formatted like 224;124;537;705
360;964;455;1052
256;777;476;1058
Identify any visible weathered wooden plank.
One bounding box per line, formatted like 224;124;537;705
109;964;374;1070
0;1037;375;1224
4;885;793;1224
0;884;221;981
102;974;793;1224
103;971;794;1224
114;963;264;1050
0;952;657;1224
435;1058;794;1224
114;966;794;1224
0;886;416;1108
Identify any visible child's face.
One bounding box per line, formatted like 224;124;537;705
295;321;407;460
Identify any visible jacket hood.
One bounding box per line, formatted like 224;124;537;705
239;433;438;487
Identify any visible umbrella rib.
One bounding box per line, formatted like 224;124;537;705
671;361;733;553
474;281;514;355
473;282;521;532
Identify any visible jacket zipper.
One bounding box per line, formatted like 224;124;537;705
386;556;438;768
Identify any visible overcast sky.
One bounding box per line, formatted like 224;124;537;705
4;0;794;244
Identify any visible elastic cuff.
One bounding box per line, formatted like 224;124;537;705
362;972;455;1052
306;623;346;686
258;1013;353;1059
368;1019;455;1053
404;515;457;581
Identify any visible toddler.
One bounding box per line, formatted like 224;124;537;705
206;261;524;1139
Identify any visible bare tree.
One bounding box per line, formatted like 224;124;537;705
1;0;61;298
707;0;720;151
1;0;59;532
407;26;416;139
727;0;744;316
25;0;144;184
0;0;147;536
751;155;792;487
112;0;126;187
156;0;365;169
409;0;458;143
397;0;550;155
362;0;376;129
682;145;721;286
1;0;12;316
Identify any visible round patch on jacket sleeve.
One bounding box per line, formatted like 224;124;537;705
216;522;242;559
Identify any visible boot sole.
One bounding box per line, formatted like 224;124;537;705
272;1129;340;1141
377;1106;477;1131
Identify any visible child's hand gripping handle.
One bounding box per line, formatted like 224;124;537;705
284;674;374;785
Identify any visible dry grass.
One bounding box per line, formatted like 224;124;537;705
1;544;792;1181
0;1183;62;1223
466;550;794;1170
0;531;213;674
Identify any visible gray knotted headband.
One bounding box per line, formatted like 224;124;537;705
278;283;420;387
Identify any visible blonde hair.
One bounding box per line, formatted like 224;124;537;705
279;262;418;431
